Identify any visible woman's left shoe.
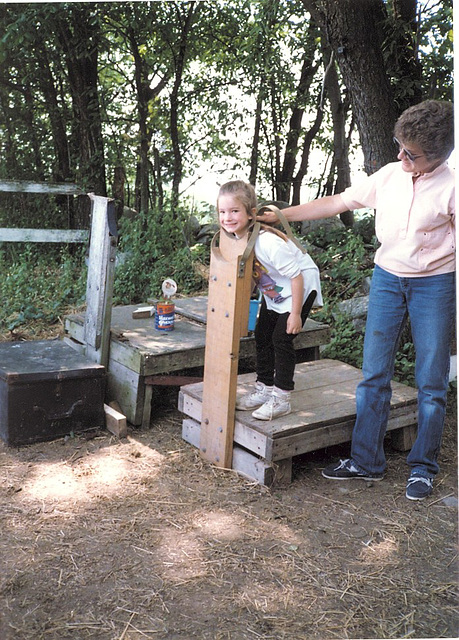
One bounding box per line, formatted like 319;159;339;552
405;473;433;500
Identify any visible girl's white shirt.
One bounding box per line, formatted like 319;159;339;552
254;229;323;313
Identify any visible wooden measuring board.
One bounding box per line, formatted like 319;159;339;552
199;230;254;468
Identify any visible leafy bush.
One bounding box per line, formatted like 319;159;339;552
114;207;209;304
0;244;87;333
307;223;416;386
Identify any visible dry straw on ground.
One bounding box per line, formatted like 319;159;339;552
0;384;457;640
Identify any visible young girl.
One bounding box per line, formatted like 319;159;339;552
217;180;322;420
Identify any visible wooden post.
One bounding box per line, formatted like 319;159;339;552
84;195;117;367
199;229;254;469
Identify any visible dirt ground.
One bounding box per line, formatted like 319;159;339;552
0;383;457;640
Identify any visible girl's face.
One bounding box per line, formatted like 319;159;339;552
218;194;253;237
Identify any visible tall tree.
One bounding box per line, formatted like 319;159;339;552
303;0;398;175
167;1;199;212
53;4;107;196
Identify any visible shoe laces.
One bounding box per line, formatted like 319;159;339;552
250;383;267;396
337;459;356;472
407;475;432;488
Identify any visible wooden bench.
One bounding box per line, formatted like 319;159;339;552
65;296;331;427
179;358;418;486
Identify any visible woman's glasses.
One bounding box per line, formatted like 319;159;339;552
393;137;425;163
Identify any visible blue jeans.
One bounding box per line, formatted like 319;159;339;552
351;265;456;478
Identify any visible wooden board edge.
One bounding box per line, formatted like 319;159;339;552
182;417;288;486
104;403;128;438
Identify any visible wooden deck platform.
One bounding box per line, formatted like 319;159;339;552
179;359;418;486
65;296;330;427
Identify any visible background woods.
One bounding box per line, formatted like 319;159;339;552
0;0;452;218
0;0;453;356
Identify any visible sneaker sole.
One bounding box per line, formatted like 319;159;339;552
252;409;291;421
322;471;384;481
405;492;431;501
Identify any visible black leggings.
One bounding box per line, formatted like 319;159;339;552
254;290;317;391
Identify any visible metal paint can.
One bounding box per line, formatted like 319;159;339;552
155;300;175;331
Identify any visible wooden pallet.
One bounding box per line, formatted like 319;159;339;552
179;359;418;486
65;299;330;427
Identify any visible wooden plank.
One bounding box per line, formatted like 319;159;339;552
0;228;88;243
64;305;329;375
106;358;151;426
173;296;209;323
199;231;253;468
174;295;330;341
0;180;84;194
62;335;86;354
179;389;271;459
182;418;286;486
179;360;418;460
180;359;420;484
268;408;418;461
84;195;117;366
146;375;203;386
180;385;417;462
65;315;86;345
181;360;417;441
391;423;417;451
232;447;292;486
104;403;128;438
132;306;155;319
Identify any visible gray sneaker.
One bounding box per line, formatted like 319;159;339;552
406;473;433;500
322;458;383;481
236;382;272;411
252;390;291;421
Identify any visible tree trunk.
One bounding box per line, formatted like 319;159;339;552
322;49;354;226
112;166;125;224
249;91;263;186
170;2;197;214
129;33;153;214
291;103;324;206
56;8;107;197
35;44;72;184
390;0;423;112
276;51;319;202
303;0;397;174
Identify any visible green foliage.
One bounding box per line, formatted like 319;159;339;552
308;223;416;385
114;208;209;304
0;0;453;215
0;245;87;333
319;312;364;370
309;225;375;299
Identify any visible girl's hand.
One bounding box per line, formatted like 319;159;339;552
286;312;302;335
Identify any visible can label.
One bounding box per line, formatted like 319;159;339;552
155;301;175;331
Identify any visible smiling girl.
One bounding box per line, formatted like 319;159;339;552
217;180;322;420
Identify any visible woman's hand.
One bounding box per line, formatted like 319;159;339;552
256;207;280;225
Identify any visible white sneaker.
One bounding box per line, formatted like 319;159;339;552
236;382;273;410
252;388;291;421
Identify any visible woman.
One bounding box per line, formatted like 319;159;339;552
259;100;455;500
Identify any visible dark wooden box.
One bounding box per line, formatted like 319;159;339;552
0;340;106;446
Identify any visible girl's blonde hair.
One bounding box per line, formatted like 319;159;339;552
217;180;257;221
217;180;288;241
